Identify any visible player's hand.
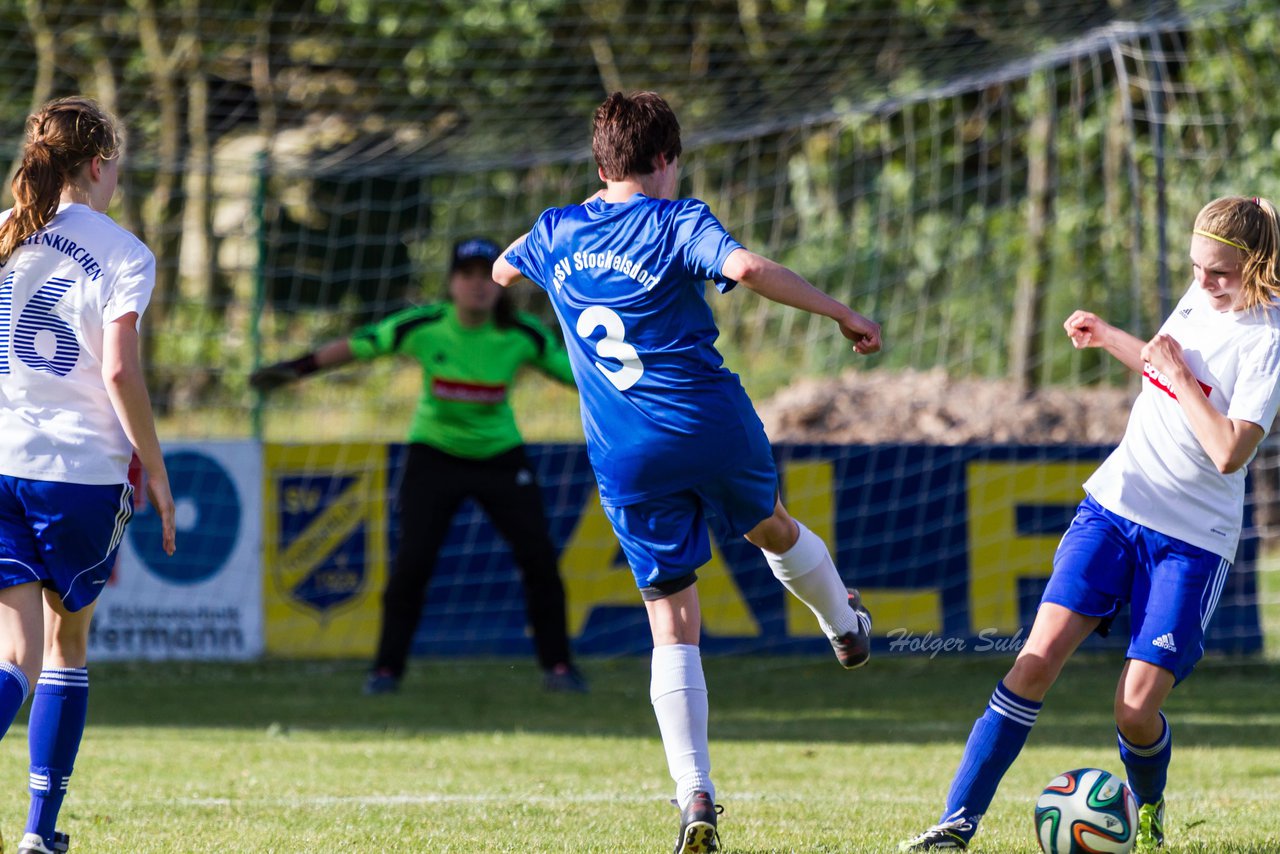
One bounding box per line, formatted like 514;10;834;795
839;311;882;355
1063;310;1111;349
1140;332;1186;377
581;188;605;204
249;361;301;392
146;475;177;556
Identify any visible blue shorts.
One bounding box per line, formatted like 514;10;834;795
602;456;777;599
1043;495;1230;682
0;475;134;612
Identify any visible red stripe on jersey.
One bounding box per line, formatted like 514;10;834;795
432;377;507;404
1143;363;1213;400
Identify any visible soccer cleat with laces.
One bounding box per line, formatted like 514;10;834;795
672;790;722;854
17;831;70;853
898;818;974;851
1135;800;1165;851
831;588;873;669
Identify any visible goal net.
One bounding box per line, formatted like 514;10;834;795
1;0;1275;662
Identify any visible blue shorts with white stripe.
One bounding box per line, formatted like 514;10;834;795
1043;494;1229;683
0;475;134;612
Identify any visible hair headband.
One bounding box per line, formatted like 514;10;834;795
1194;228;1249;252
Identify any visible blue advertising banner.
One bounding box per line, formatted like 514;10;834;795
384;443;1261;659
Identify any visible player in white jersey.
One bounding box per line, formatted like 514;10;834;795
902;196;1280;853
0;97;175;854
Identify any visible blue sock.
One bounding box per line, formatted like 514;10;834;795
0;661;31;738
941;680;1043;840
26;668;89;846
1118;712;1171;806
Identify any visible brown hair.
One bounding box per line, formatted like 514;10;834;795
0;97;122;265
1194;196;1280;313
591;91;682;181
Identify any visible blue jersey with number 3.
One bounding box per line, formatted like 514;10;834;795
507;194;770;506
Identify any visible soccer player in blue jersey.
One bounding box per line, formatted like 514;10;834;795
0;98;176;853
493;91;882;854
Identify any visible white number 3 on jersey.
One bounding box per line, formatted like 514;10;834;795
575;305;643;391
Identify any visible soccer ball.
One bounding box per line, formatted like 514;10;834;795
1034;768;1138;853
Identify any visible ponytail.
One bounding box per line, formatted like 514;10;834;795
0;141;65;264
0;97;122;266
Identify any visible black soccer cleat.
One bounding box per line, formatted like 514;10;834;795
830;588;873;669
673;791;722;854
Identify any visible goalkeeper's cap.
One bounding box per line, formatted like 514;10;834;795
451;237;502;271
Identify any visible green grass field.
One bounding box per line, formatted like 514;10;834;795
0;655;1276;852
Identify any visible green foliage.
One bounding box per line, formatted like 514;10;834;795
3;2;1277;432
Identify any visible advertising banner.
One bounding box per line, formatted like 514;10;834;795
262;443;1263;659
262;444;388;657
89;441;263;661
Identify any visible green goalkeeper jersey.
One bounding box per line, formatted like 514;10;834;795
348;302;574;459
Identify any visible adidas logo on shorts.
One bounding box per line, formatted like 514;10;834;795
1151;633;1178;652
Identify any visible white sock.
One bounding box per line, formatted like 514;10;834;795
763;521;857;638
650;643;713;808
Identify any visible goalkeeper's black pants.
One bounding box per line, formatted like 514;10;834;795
372;442;573;678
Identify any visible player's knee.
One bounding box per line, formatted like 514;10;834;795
745;510;797;554
513;548;559;578
48;634;90;668
1113;697;1161;735
380;585;422;616
383;560;433;597
1005;655;1059;700
3;655;42;690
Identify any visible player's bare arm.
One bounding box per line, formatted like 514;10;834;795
492;234;527;287
722;248;881;355
1063;310;1146;372
1140;332;1264;473
102;314;176;555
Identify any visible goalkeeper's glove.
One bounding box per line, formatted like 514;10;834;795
249;353;319;391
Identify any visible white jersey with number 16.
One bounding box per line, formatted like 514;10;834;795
0;202;155;485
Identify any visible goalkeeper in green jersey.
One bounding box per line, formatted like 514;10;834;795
251;237;587;694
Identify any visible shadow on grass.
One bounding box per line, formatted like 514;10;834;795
68;654;1280;748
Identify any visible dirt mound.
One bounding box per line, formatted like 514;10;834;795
757;368;1135;445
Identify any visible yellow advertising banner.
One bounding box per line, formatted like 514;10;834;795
262;443;388;657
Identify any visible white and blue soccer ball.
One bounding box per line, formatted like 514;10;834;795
1034;768;1138;853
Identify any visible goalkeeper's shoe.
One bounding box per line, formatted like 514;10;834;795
898;816;975;851
17;831;70;853
542;663;589;694
831;588;873;669
362;668;400;696
672;791;722;854
1135;800;1165;851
